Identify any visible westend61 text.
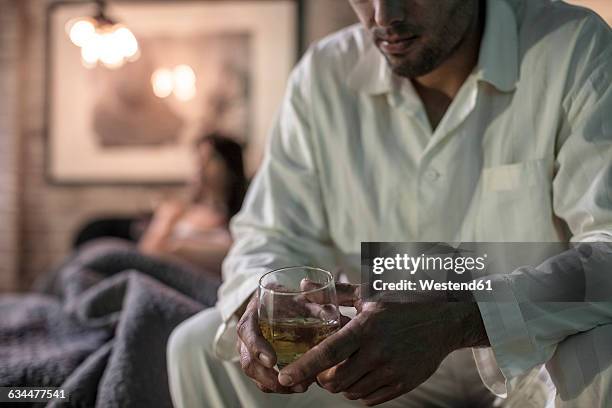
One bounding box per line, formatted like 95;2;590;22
372;279;493;292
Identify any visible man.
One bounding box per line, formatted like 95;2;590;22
167;0;612;406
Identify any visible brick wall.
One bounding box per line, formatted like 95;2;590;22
0;0;21;291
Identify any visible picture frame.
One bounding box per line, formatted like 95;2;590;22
45;0;303;185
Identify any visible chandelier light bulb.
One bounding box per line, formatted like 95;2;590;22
114;26;139;58
99;30;125;69
68;18;96;48
66;9;140;69
126;47;141;62
80;33;101;67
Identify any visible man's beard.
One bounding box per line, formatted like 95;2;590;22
375;1;476;79
384;43;452;78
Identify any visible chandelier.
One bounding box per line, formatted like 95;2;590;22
65;0;139;69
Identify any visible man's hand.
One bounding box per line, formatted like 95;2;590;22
276;284;488;406
235;293;311;394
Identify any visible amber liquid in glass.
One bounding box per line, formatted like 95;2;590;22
259;317;340;368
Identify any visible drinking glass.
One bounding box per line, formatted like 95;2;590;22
258;266;341;369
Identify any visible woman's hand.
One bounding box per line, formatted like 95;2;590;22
138;200;186;254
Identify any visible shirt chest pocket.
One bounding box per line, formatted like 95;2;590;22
482;160;547;192
476;159;559;241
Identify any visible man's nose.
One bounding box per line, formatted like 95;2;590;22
374;0;405;27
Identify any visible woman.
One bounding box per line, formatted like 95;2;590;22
13;136;247;402
138;133;247;276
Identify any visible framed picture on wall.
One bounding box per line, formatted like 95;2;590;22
46;0;302;184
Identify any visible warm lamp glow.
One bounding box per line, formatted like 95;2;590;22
114;27;139;58
152;68;174;98
99;31;125;68
80;36;100;66
151;65;198;101
68;19;96;47
65;11;139;69
173;65;197;101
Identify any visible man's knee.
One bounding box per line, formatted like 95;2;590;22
167;307;222;367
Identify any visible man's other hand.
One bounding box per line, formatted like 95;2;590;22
276;284;486;406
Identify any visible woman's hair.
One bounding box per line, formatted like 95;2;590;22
194;132;248;219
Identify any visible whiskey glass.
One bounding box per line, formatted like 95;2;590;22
258;266;340;369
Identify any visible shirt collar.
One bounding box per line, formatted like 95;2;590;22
347;0;519;95
346;42;393;95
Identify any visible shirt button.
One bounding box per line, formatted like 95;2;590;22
424;169;440;181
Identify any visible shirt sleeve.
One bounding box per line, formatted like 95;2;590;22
216;49;337;325
474;16;612;396
474;245;612;396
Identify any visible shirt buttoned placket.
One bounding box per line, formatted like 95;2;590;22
415;75;481;239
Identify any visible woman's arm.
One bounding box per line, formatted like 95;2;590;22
138;200;186;254
164;236;232;276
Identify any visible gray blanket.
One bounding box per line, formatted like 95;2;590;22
0;239;220;407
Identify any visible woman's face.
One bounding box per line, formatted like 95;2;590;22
194;141;229;195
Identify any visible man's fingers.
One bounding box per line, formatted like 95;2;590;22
249;364;291;394
239;342;292;394
254;381;272;393
237;308;276;368
303;302;340;321
278;318;362;386
335;283;361;307
339;314;351;326
317;350;381;393
360;384;405;406
317;362;364;393
300;278;323;291
300;279;361;308
300;279;328;305
340;368;393;399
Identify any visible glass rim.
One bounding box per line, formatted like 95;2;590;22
258;266;334;296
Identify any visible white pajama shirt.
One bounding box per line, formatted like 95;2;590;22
215;0;612;404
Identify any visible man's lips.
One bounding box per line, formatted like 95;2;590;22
377;36;418;55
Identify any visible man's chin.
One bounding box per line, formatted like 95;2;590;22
378;48;425;78
386;58;425;79
384;53;440;79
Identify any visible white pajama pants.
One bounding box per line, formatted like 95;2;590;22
166;307;495;408
167;307;612;408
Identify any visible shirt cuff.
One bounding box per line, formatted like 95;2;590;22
213;270;268;361
217;273;262;323
472;274;544;396
213;316;240;362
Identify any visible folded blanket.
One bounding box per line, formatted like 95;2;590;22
0;239;220;407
